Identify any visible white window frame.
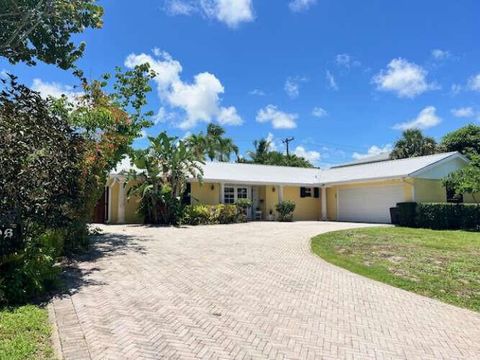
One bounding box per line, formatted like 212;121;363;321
223;185;251;204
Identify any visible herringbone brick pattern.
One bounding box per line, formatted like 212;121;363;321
51;222;480;359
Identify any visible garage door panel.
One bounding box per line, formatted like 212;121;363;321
338;185;404;223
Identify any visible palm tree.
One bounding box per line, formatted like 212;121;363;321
390;129;438;160
186;124;239;162
248;138;271;163
127;132;204;224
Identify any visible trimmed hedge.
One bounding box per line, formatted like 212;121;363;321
183;204;243;225
396;202;480;231
397;202;417;227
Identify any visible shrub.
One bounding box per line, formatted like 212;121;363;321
183;204;241;225
234;199;252;223
275;200;296;222
416;203;480;230
0;232;61;304
216;204;240;224
397;202;417;227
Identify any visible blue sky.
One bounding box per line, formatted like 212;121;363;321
2;0;480;167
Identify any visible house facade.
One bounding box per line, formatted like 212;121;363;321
99;152;476;225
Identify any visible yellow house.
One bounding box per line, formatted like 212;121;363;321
101;151;475;224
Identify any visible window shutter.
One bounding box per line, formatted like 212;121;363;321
314;187;320;198
300;187;306;198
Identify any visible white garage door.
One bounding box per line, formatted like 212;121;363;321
337;185;405;223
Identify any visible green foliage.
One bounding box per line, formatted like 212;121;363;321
443;155;480;204
1;234;60;304
185;124;239;162
234;199;252;222
390;129;438;159
127;132;204;225
183;204;240;225
0;0;103;69
440;124;480;158
0;305;54;360
0;75;84;234
275;200;296;222
240;137;314;168
416;203;480;230
397;202;417;227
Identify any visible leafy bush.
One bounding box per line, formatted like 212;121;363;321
234;199;252;223
397;202;417;227
275;200;296;222
216;204;240;224
183;204;241;225
396;202;480;230
416;203;480;230
0;233;60;304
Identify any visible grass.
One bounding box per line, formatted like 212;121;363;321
0;305;54;360
311;227;480;312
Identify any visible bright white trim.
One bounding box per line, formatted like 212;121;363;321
277;185;284;203
118;179;126;223
321;187;327;221
220;183;225;204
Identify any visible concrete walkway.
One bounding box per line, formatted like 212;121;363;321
51;222;480;359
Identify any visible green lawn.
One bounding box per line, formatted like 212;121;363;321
311;227;480;312
0;305;54;360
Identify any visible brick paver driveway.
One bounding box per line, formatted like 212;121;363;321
51;222;480;359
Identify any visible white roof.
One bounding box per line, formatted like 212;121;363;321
199;162;321;186
112;152;467;186
317;152;465;185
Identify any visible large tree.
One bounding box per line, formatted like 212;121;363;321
390;129;438;160
127;133;204;225
241;137;314;168
185;124;239;162
0;0;103;69
440;124;480;159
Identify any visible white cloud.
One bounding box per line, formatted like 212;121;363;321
218;106;243;125
164;0;254;28
393;106;441;130
335;54;361;68
326;70;338;90
289;0;317;12
31;78;82;102
431;49;450;60
372;58;437;98
467;73;480;92
294;146;321;164
249;89;266;96
312;107;327;118
451;107;475;118
125;50;242;130
352;144;392;160
284;76;306;99
256;105;297;129
265;132;278;151
165;0;195;15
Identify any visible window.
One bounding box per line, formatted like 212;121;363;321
446;186;463;203
224;187;235;204
300;187;312;198
237;187;248;199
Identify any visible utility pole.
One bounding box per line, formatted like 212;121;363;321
282;137;295;156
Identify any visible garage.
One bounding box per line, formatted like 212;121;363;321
337;184;405;223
